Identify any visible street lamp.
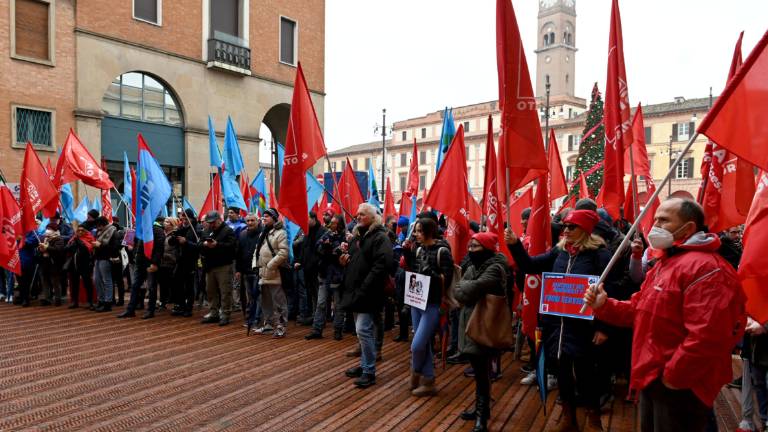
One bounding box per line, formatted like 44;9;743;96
374;109;392;201
544;75;551;151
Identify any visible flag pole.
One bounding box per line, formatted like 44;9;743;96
110;186;134;223
580;131;701;313
322;154;355;220
627;140;640;238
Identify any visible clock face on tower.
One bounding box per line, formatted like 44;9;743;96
540;0;557;8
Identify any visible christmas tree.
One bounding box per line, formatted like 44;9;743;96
570;83;605;199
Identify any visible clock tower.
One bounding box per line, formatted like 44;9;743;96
535;0;577;99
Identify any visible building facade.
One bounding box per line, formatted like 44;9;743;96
328;0;708;208
2;0;325;211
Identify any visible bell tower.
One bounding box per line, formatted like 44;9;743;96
535;0;577;99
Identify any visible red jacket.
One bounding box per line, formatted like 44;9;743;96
596;233;746;407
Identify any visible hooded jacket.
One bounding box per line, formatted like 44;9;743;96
252;221;288;285
340;221;393;313
595;232;746;407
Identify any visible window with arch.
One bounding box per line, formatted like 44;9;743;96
102;72;182;126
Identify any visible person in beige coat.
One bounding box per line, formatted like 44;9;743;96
252;208;290;338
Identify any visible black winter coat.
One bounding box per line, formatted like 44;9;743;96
508;241;616;359
340;223;393;313
135;224;165;268
316;229;345;284
168;222;202;273
403;239;454;306
199;223;236;270
235;227;261;274
297;224;326;275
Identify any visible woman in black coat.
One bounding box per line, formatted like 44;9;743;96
505;209;614;432
454;232;508;432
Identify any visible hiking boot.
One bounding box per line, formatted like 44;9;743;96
346;345;362;357
304;331;322;340
411;376;437;397
117;310;135;318
354;373;376;388
345;366;363;378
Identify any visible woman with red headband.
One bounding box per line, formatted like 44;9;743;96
505;209;616;432
454;231;508;432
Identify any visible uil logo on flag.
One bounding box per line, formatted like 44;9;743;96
140;179;155;213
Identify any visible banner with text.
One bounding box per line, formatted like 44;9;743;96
404;271;431;311
540;272;597;320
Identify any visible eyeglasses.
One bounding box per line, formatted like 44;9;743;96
562;224;579;231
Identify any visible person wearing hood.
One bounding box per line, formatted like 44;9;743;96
585;198;747;432
92;217;119;312
65;225;96;309
506;209;616;432
402;217;454;397
455;232;508;432
251;207;289;337
38;223;67;306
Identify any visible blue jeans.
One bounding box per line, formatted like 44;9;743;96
411;304;441;379
355;313;376;375
94;259;114;303
312;278;343;333
244;273;262;324
750;361;768;424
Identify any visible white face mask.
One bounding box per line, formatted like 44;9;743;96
647;226;674;250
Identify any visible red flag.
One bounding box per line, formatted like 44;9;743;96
383;178;396;222
522;176;552;341
279;63;327;233
595;185;605;208
240;173;253;216
578;173;590;200
558;195;576;214
624;176;636;223
602;0;634;221
397;193;412;221
269;181;277;210
338;158;365;222
199;173;222;221
623;104;651;177
547;129;568;202
496;0;547;191
101;160;113;223
698;29;768;172
700;33;756;233
639;177;660;238
41;156;60;218
54;129;115;190
45;158;54;179
482;115;513;263
740;172;768;324
508;187;533;236
0;185;22;274
20;143;59;233
424;125;472;263
407;139;419;198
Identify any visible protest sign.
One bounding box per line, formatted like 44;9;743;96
404;271;430;311
540;272;598;320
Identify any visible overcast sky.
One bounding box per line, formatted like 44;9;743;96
320;0;766;153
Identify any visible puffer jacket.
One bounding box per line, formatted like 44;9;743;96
339;222;393;313
455;252;508;356
252;221;288;285
595;232;747;407
508;240;616;359
403;239;454;306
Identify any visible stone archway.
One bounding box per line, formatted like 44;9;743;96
262;103;291;145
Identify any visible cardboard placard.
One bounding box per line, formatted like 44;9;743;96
404;271;430;311
539;272;598;320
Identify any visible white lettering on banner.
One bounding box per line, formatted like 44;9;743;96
25;179;41;211
516;100;536;111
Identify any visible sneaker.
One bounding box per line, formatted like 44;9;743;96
447;353;469;365
354;373;376;388
547;374;558;390
272;327;286;338
520;371;536;385
254;325;274;335
735;420;755;432
0;294;6;301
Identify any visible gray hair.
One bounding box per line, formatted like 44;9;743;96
357;203;382;224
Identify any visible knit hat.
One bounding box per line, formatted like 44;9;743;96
264;207;280;220
183;208;196;220
397;216;410;228
563;209;600;234
472;232;498;251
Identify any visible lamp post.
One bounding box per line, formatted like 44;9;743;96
544;75;551;151
374;109;392;201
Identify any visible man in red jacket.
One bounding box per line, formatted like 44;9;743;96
584;198;746;432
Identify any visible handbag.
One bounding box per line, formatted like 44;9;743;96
466;293;515;349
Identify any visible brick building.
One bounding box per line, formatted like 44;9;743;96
1;0;325;212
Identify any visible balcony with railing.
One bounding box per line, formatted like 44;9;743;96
206;32;251;76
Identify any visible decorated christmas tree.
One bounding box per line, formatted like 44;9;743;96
570;83;605;199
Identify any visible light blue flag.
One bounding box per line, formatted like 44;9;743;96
91;194;102;213
73;196;90;223
60;183;75;222
284;218;300;264
123;151;132;208
436;107;456;173
161;203;168;218
37;217;50;235
137;136;172;257
251;170;268;213
220;170;247;210
277;142;285;179
208;116;224;169
223;116;245;175
367;164;381;207
182;197;197;218
306;172;325;209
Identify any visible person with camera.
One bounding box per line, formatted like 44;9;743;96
306;213;346;340
117;216;165;319
197;210;237;326
252;207;289;337
168;209;202;317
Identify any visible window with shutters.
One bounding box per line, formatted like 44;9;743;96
279;16;297;66
401;131;407;141
419;173;426;190
12;105;54;149
677;122;690;141
400;153;407;167
419;151;426;164
11;0;54;65
676;157;694;179
463;121;470;132
133;0;161;25
352;159;358;170
644;126;652;144
399;175;407;192
421;128;426;139
568;135;574;152
365;158;370;170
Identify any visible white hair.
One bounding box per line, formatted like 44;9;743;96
358;203;382;225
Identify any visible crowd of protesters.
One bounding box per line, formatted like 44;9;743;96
0;196;753;432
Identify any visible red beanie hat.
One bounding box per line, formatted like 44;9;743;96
472;232;498;251
563;209;600;234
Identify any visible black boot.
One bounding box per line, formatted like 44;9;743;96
472;395;489;432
